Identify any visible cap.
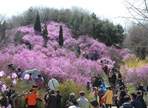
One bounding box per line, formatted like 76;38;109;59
69;93;75;98
100;85;103;88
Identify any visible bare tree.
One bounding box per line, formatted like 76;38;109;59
0;15;12;49
123;24;148;59
123;0;148;26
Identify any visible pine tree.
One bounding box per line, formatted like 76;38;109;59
59;25;63;46
43;23;48;47
34;14;41;32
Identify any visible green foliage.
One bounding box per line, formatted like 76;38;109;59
34;14;41;32
7;7;125;47
59;25;63;46
56;81;91;108
14;31;23;46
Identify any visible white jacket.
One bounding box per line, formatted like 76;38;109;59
48;78;59;90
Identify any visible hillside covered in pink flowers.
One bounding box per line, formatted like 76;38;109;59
0;21;130;84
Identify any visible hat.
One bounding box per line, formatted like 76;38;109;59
69;93;75;98
100;85;103;88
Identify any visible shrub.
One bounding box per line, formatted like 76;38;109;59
56;81;91;108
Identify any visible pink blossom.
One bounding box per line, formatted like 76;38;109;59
0;81;2;84
7;104;12;108
12;73;17;78
1;84;7;93
24;74;30;80
12;79;17;85
7;76;11;79
0;71;4;77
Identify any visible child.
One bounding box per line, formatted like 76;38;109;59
100;95;106;108
93;87;98;101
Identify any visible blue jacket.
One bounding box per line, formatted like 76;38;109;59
131;99;142;108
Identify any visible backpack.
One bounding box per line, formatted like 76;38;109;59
98;89;104;97
29;76;33;81
37;78;43;87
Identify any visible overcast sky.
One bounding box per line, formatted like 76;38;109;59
0;0;130;26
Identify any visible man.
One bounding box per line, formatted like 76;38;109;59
131;92;142;108
120;95;132;108
138;83;145;97
44;88;51;104
137;91;147;108
48;77;59;90
25;85;43;108
77;91;89;108
6;85;17;108
55;90;62;108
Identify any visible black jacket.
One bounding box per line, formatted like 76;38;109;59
46;94;57;108
137;96;147;108
56;94;62;108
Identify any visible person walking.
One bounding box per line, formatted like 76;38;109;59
119;89;126;106
77;91;89;108
35;74;43;89
6;85;17;108
44;88;51;106
119;95;132;108
55;90;62;108
45;90;57;108
66;93;76;108
25;85;43;108
98;85;105;106
102;87;113;108
48;77;59;90
137;91;147;108
131;92;142;108
138;83;145;97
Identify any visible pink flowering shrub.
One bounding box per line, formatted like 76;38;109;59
121;65;148;86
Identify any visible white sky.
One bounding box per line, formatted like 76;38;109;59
0;0;130;27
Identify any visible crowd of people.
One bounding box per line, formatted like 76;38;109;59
87;62;148;108
1;58;148;108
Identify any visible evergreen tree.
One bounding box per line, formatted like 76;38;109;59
59;25;63;46
43;23;48;47
34;14;41;32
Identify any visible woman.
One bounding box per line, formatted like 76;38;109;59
45;90;57;108
119;89;126;106
102;87;113;108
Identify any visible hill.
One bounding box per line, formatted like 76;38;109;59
0;21;130;84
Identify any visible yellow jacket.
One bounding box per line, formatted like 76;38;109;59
102;90;113;104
